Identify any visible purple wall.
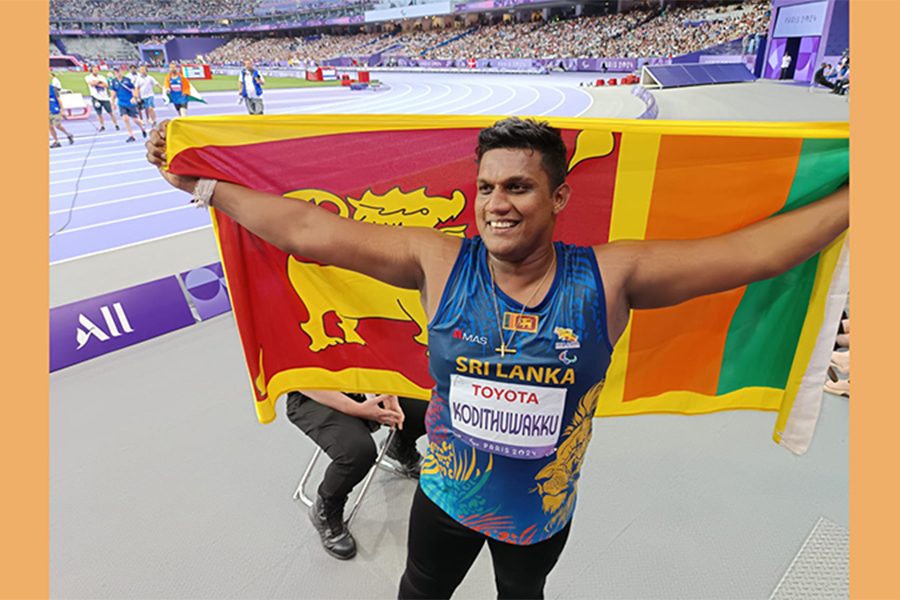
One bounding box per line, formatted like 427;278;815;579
764;37;788;79
765;0;840;80
824;0;849;55
794;36;821;81
165;37;228;61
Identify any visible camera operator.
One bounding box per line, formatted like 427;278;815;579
238;58;265;115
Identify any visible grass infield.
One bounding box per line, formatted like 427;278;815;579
53;71;340;97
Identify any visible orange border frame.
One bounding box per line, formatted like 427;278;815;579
2;1;891;598
2;2;49;598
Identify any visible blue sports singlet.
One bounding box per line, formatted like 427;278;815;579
420;236;614;545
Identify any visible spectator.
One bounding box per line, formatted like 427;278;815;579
85;64;120;132
780;52;791;79
813;62;835;90
134;64;163;127
49;84;74;148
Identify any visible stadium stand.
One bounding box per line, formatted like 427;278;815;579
60;37;141;61
49;0;769;66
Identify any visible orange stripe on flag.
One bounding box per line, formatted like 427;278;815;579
623;135;802;401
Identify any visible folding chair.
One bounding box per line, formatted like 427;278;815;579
293;427;403;527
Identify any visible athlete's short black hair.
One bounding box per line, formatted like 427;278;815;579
476;117;568;190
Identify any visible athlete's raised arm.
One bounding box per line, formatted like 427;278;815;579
145;122;460;315
596;185;849;345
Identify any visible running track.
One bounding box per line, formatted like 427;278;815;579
49;71;602;263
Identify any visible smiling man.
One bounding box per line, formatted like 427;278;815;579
146;117;848;599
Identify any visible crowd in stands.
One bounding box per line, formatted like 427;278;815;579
599;0;770;58
426;11;653;60
140;35;176;45
425;1;768;60
50;0;374;21
51;0;260;20
60;36;141;61
51;0;771;64
203;32;385;64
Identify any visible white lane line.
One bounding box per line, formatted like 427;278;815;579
50;166;157;185
536;85;568;117
507;82;542;115
276;82;413;115
431;84;475;115
572;86;595;117
50;224;213;266
444;82;493;114
469;82;518;115
50;204;193;235
50;177;162;198
50;144;147;163
50;157;149;173
49;189;180;215
367;82;437;114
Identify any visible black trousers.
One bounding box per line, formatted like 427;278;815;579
286;393;428;501
815;76;836;90
399;486;572;599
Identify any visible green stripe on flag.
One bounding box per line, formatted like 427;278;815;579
716;139;849;395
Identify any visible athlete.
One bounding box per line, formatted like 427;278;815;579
163;63;189;117
146;117;848;598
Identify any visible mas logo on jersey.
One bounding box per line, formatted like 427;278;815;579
553;327;581;350
453;328;488;346
503;312;539;333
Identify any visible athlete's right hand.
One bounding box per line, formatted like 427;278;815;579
354;394;405;429
146;119;198;194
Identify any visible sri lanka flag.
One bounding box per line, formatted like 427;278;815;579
165;115;849;455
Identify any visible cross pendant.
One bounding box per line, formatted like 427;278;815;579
495;345;516;357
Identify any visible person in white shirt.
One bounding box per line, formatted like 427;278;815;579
50;71;62;91
134;64;163;127
238;58;265;115
780;53;792;80
84;64;120;132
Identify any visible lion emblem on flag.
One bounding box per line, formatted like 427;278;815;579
286;186;467;352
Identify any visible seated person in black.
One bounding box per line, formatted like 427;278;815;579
814;63;836;90
286;391;427;560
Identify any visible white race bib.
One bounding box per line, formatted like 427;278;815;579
448;374;567;460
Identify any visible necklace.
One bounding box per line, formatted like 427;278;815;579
488;250;556;357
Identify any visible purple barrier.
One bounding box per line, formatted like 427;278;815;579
631;86;658;120
50;276;196;372
179;263;232;322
